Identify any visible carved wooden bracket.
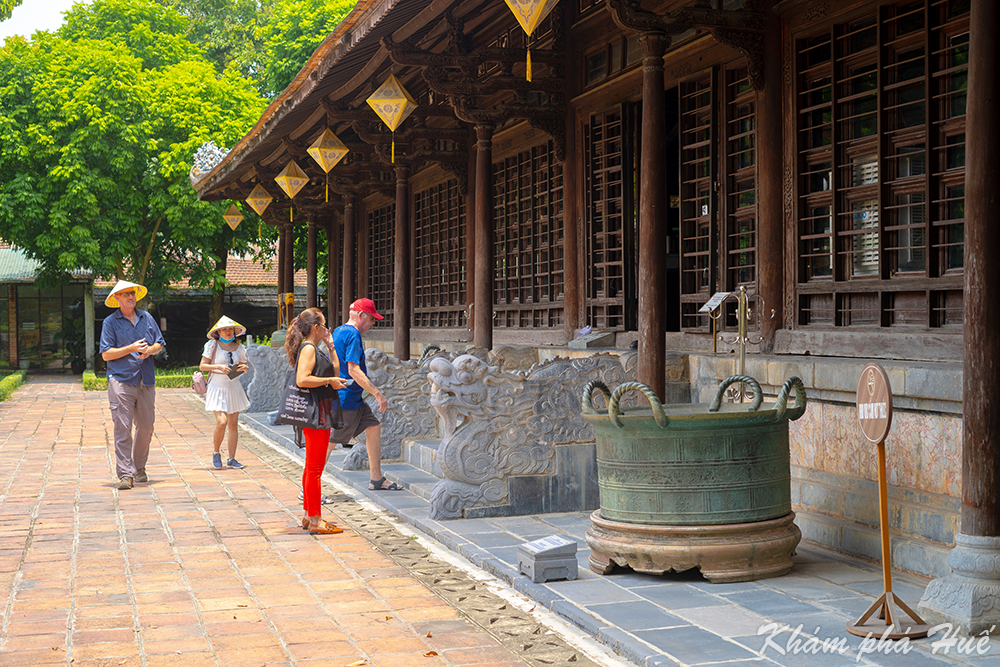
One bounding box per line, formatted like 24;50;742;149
527;118;566;162
711;28;765;90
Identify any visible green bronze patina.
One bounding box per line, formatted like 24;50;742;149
581;375;807;526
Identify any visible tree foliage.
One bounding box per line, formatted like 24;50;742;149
0;0;23;23
257;0;356;97
164;0;270;81
0;0;268;299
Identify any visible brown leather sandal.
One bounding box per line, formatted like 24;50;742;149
308;520;344;535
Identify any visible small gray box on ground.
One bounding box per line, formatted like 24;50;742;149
518;535;578;583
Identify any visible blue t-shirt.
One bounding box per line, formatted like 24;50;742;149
99;309;166;386
332;323;366;410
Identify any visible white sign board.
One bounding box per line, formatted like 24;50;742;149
699;291;731;313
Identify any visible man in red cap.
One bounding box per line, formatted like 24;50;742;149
330;298;400;491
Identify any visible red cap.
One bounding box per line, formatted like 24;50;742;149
350;297;384;320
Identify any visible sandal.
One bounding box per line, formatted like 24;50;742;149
369;476;402;491
308;520;344;535
300;517;309;530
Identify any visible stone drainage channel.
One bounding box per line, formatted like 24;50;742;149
232;415;628;667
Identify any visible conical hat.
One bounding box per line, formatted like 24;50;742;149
105;280;148;308
208;315;247;339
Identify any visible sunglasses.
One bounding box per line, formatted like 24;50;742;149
227;351;234;365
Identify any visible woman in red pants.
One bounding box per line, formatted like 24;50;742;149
284;308;349;534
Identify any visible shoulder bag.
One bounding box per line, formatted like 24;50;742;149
274;343;343;431
192;340;217;395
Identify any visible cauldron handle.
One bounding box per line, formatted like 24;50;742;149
709;375;764;412
608;382;669;429
773;376;807;421
581;380;611;414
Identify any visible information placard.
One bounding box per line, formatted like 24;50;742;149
699;291;731;313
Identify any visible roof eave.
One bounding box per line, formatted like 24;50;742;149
193;0;398;199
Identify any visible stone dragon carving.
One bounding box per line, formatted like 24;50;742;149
426;353;634;519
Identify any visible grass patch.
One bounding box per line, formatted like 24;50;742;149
0;371;27;401
82;368;200;391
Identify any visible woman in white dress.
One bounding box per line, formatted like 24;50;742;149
200;316;251;469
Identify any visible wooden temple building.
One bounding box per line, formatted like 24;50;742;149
194;0;1000;630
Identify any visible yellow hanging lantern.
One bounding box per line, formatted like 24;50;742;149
366;74;417;163
274;159;309;223
223;203;243;248
274;160;309;200
246;183;273;216
223;203;243;231
246;183;273;238
503;0;560;82
307;128;349;202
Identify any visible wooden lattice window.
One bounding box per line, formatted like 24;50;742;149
492;141;565;328
584;106;638;331
679;73;715;329
366;203;394;328
725;66;757;290
794;0;968;329
414;179;466;328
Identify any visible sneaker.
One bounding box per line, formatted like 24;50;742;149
227;458;245;469
212;453;223;469
135;469;148;483
117;476;133;490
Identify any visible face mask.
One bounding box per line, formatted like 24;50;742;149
220;336;235;343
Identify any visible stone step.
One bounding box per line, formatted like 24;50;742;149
402;438;442;477
380;462;440;501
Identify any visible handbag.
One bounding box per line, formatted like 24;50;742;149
274;343;343;431
192;371;208;396
192;339;216;396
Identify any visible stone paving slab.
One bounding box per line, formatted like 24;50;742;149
239;410;1000;667
0;378;612;667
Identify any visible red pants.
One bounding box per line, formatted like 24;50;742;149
302;427;331;516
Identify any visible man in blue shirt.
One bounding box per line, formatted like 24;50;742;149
99;281;165;490
331;298;399;491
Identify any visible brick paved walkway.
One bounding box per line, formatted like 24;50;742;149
0;377;540;667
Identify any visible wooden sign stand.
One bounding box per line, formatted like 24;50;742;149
846;363;931;640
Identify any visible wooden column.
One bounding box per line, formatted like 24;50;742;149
637;33;668;400
283;219;295;322
920;2;1000;633
276;223;285;294
327;217;340;327
757;3;783;353
466;126;477;329
276;222;286;325
307;217;318;309
342;196;356;322
473;124;494;351
963;0;1000;539
394;165;411;360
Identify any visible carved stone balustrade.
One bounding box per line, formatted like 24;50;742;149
425;352;641;520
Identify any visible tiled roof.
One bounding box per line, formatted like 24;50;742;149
0;248;39;282
0;246;91;282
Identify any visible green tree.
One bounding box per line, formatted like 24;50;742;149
0;0;23;22
0;0;268;313
164;0;271;82
257;0;356;97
